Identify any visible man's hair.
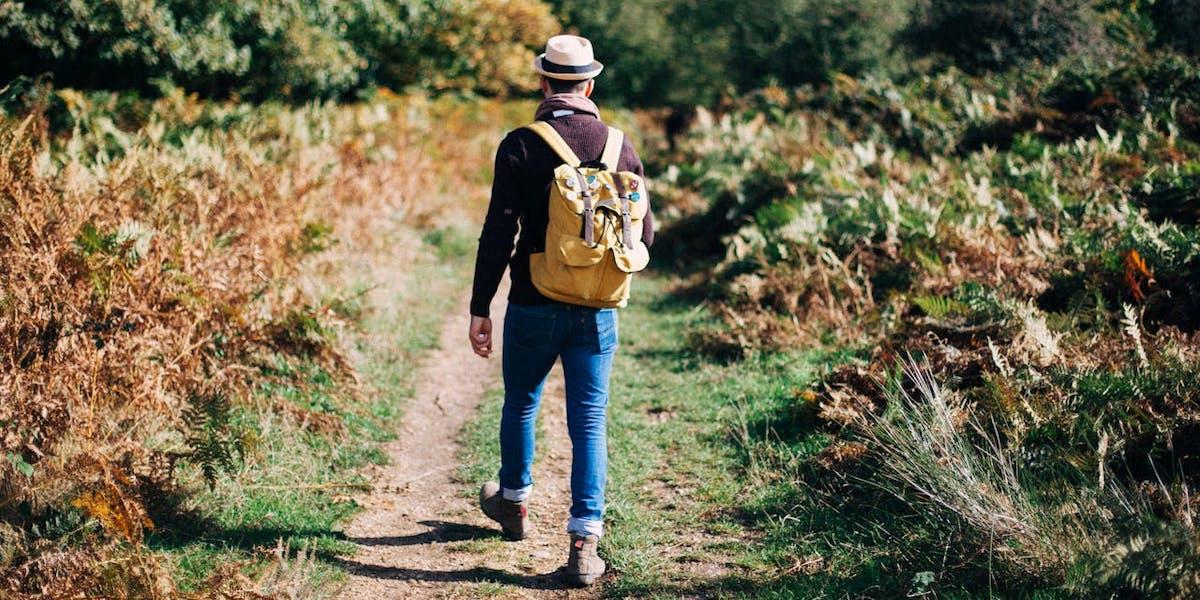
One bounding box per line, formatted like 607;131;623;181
544;76;591;94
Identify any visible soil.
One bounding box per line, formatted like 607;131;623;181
337;287;599;600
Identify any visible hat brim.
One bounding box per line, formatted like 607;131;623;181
533;55;603;81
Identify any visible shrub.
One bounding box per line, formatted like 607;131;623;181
904;0;1110;72
0;87;485;596
719;0;911;90
1145;0;1200;57
1041;52;1200;139
550;0;910;106
546;0;683;105
419;0;559;96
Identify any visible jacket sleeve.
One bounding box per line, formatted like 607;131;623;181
470;133;523;318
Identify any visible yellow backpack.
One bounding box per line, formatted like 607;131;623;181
524;121;650;309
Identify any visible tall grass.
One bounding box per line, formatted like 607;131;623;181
863;358;1094;576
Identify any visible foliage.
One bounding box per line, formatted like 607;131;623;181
904;0;1111;72
0;0;559;100
716;0;912;91
1142;0;1200;57
1082;521;1200;599
550;0;911;106
0;87;505;597
181;393;243;488
545;0;682;105
549;0;1151;106
655;46;1200;593
1042;51;1200;138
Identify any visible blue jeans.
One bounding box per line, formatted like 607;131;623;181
498;302;618;537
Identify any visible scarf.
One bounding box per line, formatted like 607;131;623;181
534;93;601;121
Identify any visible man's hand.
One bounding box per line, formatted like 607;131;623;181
469;316;493;358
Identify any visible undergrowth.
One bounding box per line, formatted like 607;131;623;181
654;48;1200;597
0;86;511;598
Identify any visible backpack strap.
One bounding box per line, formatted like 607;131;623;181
524;121;581;167
612;173;635;249
577;169;596;247
600;127;624;171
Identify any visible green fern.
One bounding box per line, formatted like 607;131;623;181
957;282;1013;322
181;392;243;487
911;246;945;275
911;295;970;319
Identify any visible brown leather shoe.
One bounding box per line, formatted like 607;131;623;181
563;534;606;587
479;481;531;540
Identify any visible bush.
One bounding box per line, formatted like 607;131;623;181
719;0;911;90
546;0;684;105
550;0;910;106
1145;0;1200;57
1041;51;1200;139
0;88;473;596
905;0;1110;72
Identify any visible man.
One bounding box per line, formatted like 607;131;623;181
468;34;654;587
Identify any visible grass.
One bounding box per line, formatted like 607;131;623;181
601;278;851;599
147;225;477;593
597;287;1087;598
458;385;506;491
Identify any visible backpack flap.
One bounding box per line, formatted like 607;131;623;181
612;242;650;273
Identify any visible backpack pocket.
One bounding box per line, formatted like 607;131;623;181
557;236;606;267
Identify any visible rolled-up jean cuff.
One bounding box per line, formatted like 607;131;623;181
502;485;531;502
566;517;604;537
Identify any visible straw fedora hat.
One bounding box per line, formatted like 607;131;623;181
533;35;604;81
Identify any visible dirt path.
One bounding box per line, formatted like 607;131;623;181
338;287;596;600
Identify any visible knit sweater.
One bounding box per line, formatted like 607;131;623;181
469;112;654;318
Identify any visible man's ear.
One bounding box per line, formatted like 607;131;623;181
539;77;551;97
584;80;595;98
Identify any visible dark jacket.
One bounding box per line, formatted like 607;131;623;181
469;113;654;318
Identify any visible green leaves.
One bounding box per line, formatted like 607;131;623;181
0;0;558;101
7;451;34;478
74;222;121;258
182;392;245;487
911;294;970;320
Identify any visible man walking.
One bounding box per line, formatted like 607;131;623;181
468;34;654;587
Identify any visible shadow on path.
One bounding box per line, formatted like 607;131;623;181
340;519;573;591
338;559;567;590
346;519;496;547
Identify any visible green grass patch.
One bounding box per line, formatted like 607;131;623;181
602;278;838;598
457;385;505;490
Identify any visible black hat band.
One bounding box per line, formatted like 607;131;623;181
540;58;598;74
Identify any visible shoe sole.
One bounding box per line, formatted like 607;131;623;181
562;571;602;587
501;527;528;541
481;511;530;541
